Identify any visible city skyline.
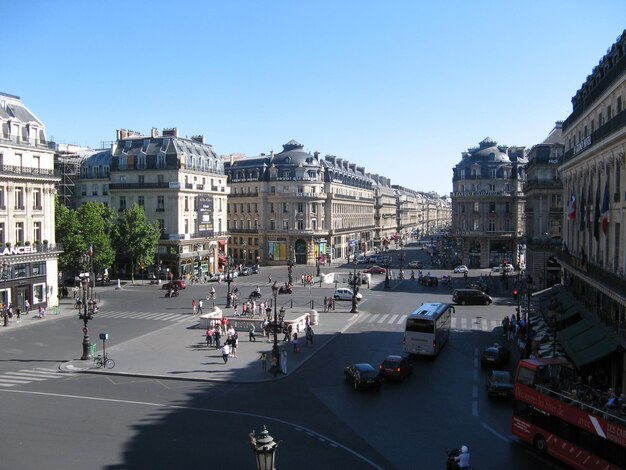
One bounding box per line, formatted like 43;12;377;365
2;0;625;196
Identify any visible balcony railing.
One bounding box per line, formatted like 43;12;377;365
110;182;172;190
0;164;56;178
556;250;626;297
563;110;626;163
0;135;51;150
229;192;259;198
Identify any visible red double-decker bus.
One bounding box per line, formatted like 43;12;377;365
512;358;626;469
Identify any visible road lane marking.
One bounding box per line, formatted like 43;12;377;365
480;422;511;443
377;314;389;324
388;314;398;324
0;388;386;470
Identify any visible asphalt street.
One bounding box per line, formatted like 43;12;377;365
0;246;567;470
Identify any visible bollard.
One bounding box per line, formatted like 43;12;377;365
3;312;8;327
290;299;293;308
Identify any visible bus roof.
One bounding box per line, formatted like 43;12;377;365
518;357;571;370
408;302;451;319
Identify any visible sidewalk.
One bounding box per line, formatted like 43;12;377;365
59;305;357;383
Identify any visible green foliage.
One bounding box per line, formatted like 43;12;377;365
55;199;116;276
114;204;160;280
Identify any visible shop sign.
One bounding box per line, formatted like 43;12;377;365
2;245;37;256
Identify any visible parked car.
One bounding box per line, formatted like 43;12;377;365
356;255;368;264
503;264;515;273
486;370;514;398
334;288;363;301
378;355;412;381
465;281;489;294
481;343;510;368
363;265;386;274
381;256;393;266
251;265;260;274
407;260;423;269
419;275;439;286
239;267;252;276
344;363;381;391
367;255;381;264
452;288;492;305
491;265;502;273
207;273;225;282
454;265;469;273
162;280;186;290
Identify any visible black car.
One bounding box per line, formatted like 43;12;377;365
378;355;412;381
239;267;252;276
420;275;439;286
486;370;514;398
344;363;381;391
452;288;492;305
480;343;510;368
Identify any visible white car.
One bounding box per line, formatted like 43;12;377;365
491;266;502;273
454;265;469;273
334;288;363;301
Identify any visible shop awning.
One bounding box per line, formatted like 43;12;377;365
218;240;227;246
556;318;619;368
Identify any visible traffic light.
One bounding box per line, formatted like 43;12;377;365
513;289;519;300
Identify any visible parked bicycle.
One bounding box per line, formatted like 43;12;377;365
93;354;115;369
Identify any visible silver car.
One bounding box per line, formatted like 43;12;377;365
334;288;363;301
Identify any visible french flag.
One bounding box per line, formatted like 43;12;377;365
567;193;576;221
88;243;94;257
601;181;609;235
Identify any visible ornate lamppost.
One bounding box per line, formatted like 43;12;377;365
225;256;233;308
350;248;359;314
315;239;321;277
79;254;93;360
1;261;10;327
271;282;280;376
249;425;280;470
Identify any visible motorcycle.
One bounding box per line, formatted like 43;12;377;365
446;449;474;470
278;285;293;294
165;289;179;298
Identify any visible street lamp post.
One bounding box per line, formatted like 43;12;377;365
249;425;280;470
271;283;280;376
225;256;233;309
78;256;93;360
1;262;9;327
315;239;321;277
350;249;359;314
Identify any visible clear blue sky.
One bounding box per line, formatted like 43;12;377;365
3;1;624;196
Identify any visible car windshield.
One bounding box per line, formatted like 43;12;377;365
405;318;434;333
360;370;378;380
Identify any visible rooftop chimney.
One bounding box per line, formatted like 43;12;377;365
191;135;205;144
151;127;159;138
162;127;178;137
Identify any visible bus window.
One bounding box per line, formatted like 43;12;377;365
516;366;535;386
406;319;434;333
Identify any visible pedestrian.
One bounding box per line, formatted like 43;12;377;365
323;296;328;312
268;274;272;283
221;343;230;363
501;315;510;337
24;299;30;315
301;274;305;285
232;332;239;358
282;323;290;342
293;333;299;353
249;323;256;342
209;286;216;299
214;328;221;349
280;349;288;375
15;307;21;322
197;300;203;315
206;327;214;348
192;299;197;315
37;306;45;319
260;352;267;372
306;326;314;346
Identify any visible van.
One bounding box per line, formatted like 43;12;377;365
452;289;493;305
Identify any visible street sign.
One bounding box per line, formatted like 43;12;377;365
82;327;89;334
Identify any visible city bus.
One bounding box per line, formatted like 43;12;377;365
402;302;453;356
512;357;626;470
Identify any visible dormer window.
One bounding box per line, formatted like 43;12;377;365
141;139;150;152
119;155;128;170
123;140;131;152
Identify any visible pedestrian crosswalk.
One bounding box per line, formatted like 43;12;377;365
353;313;501;332
94;310;195;322
0;367;76;388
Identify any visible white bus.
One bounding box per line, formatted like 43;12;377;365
403;302;454;356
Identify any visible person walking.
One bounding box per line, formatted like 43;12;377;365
24;299;30;315
268;273;272;283
249;323;256;342
206;327;214;348
231;332;239;358
221;343;230;363
209;286;216;299
197;300;203;315
305;326;314;346
191;299;197;315
214;328;221;349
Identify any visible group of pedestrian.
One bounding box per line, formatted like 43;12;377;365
501;313;527;355
191;299;204;315
206;321;239;364
322;296;335;312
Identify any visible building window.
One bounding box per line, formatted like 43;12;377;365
138;196;144;208
473;202;479;213
488;220;495;232
14;187;24;209
157;196;164;211
489;202;495;213
0;222;4;244
311;203;316;214
505;202;510;214
282;202;289;213
270;220;276;230
617;96;623;114
0;187;5;209
490;168;496;179
119;155;128;170
137;155;146;169
119;196;126;212
157;155;166;169
157;219;165;234
270;203;274;213
311;219;317;230
33;221;42;243
297;202;304;213
270;186;275;193
184;197;189;212
15;222;24;243
92;184;98;196
282;220;289;230
33;188;42;209
102;184;108;196
297;220;304;230
607;105;612;120
138;175;145;185
184;219;189;234
297;186;304;194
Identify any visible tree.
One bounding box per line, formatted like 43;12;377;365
55;199;116;279
114;204;160;282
